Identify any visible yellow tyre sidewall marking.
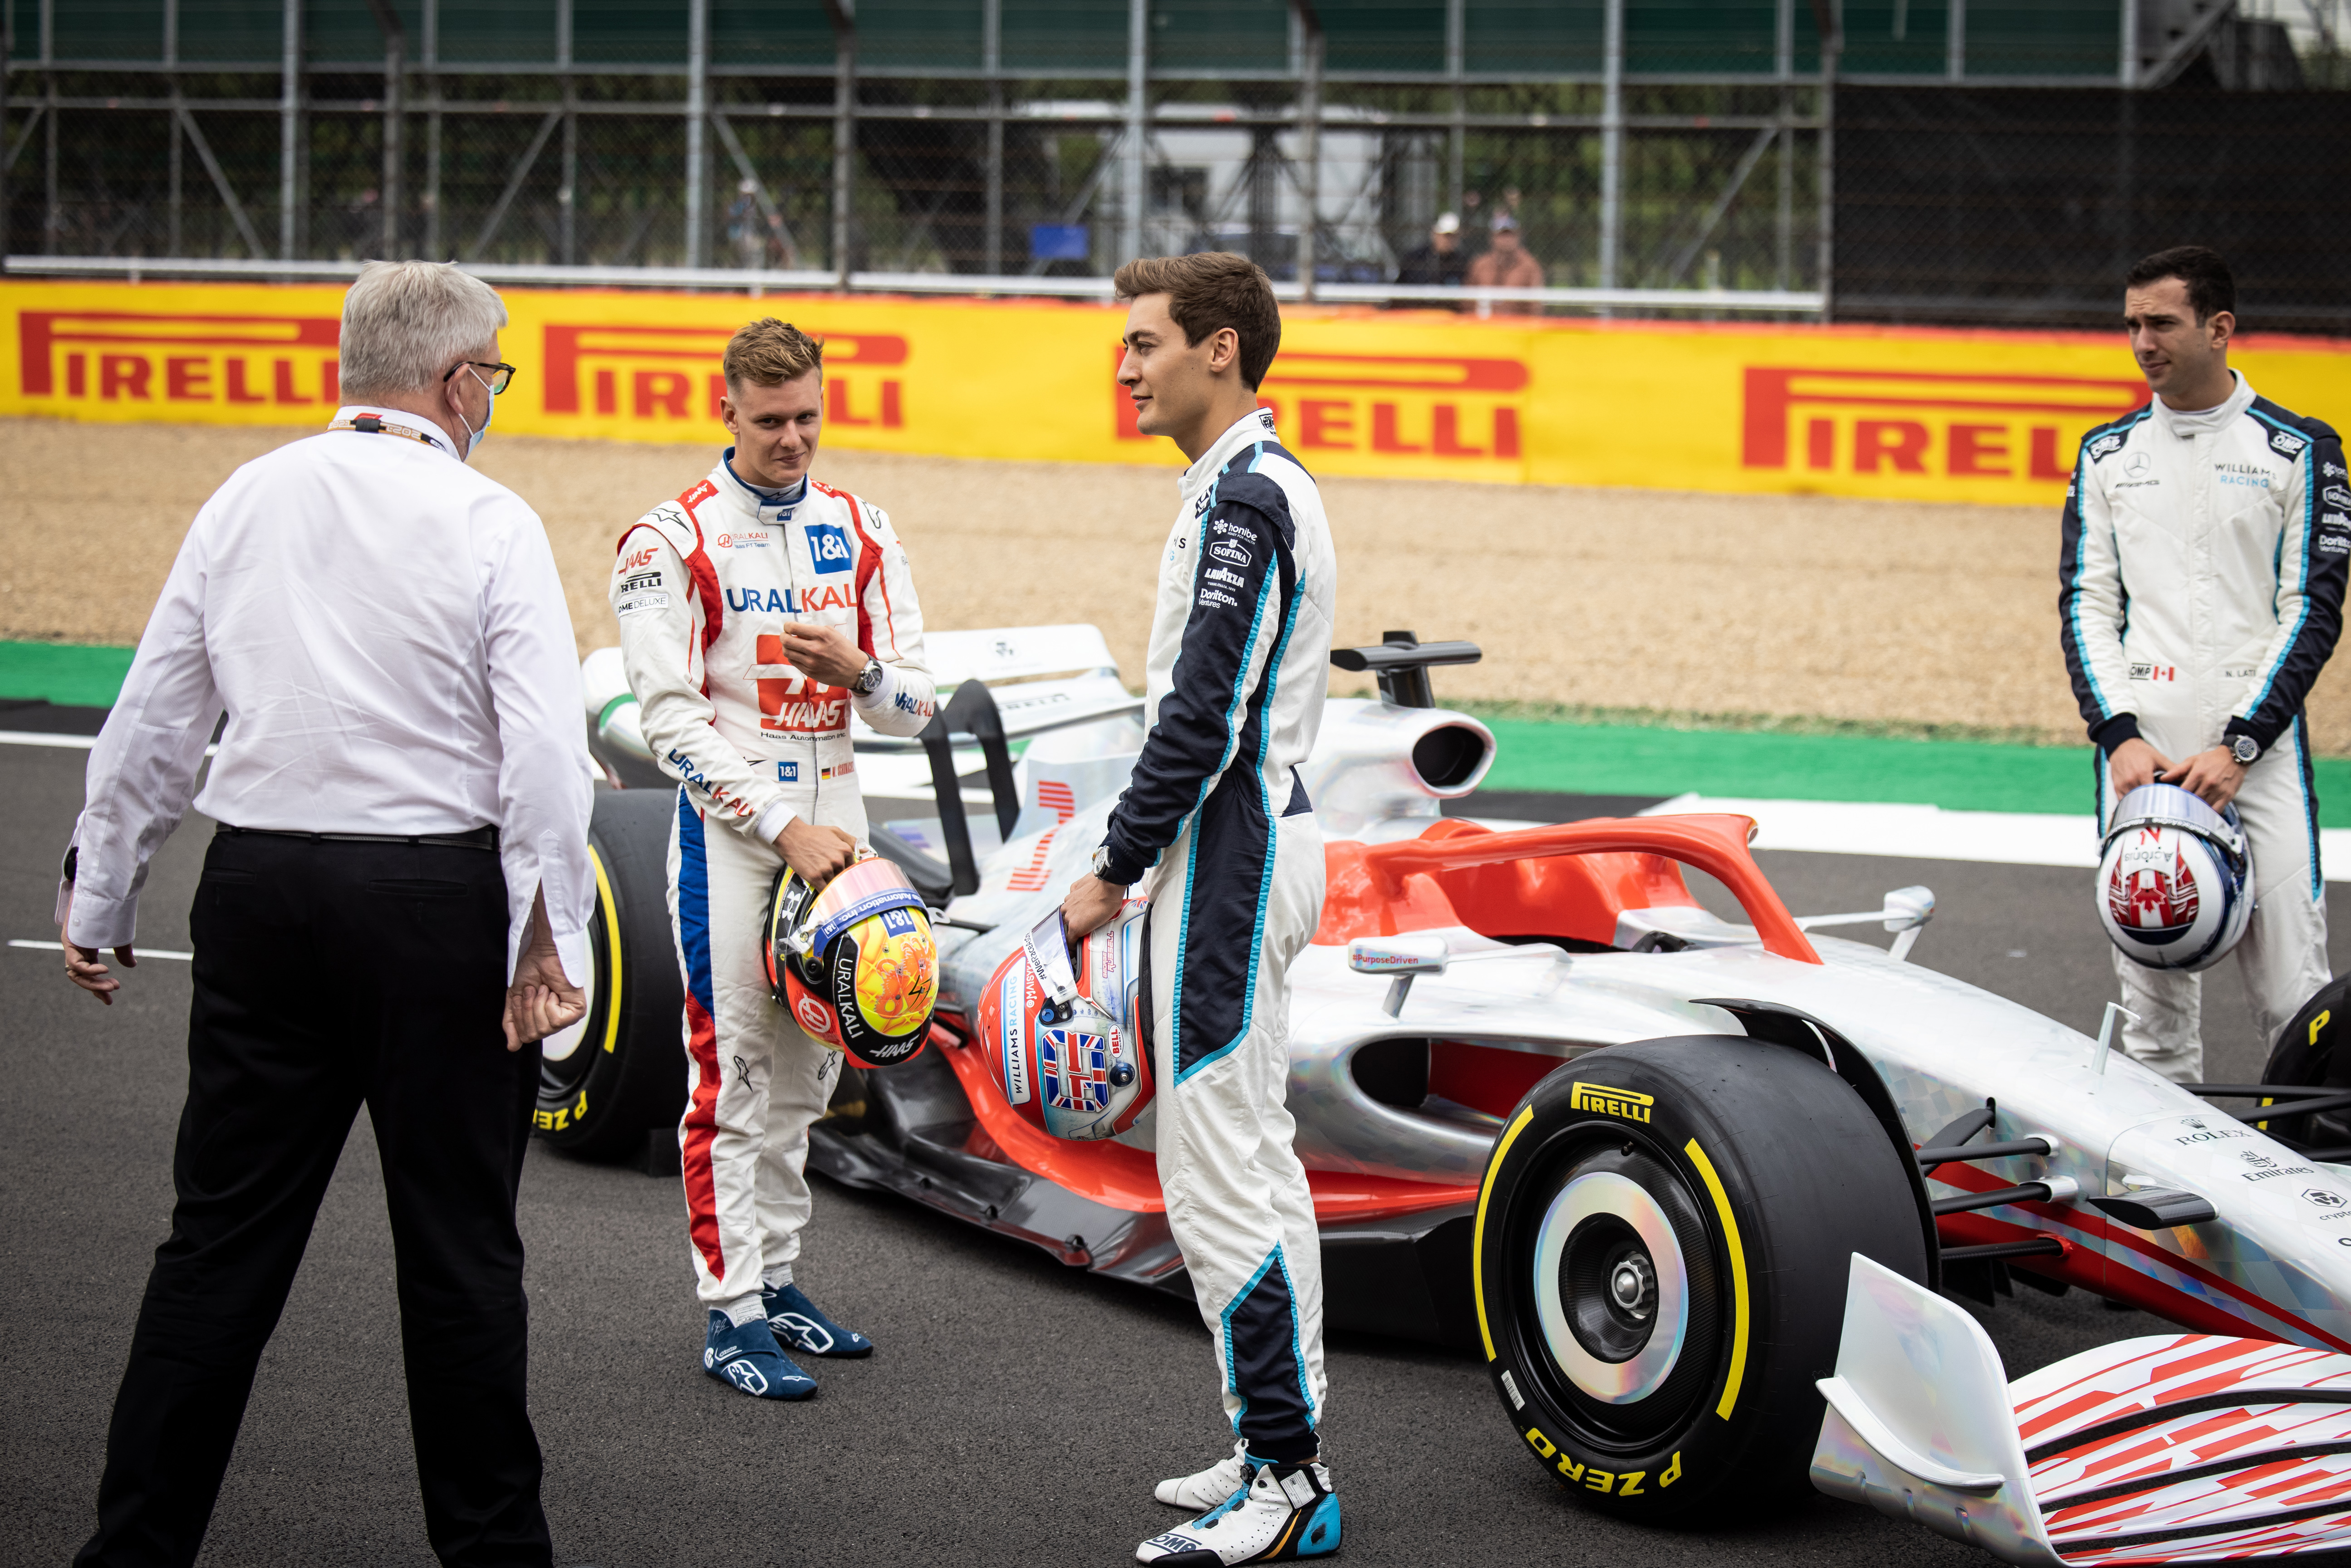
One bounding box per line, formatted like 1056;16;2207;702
1474;1105;1539;1362
592;845;624;1057
1683;1137;1751;1421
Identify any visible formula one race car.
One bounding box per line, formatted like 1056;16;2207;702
550;623;2351;1547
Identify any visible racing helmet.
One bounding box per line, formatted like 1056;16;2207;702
763;854;938;1068
2098;782;2254;973
975;901;1153;1141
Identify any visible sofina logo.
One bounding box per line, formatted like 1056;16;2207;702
1569;1082;1655;1123
1741;367;2148;485
807;522;853;574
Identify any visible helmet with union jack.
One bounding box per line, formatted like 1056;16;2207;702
975;899;1153;1141
762;854;938;1069
2097;782;2253;973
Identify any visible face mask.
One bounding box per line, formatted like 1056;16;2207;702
461;364;498;456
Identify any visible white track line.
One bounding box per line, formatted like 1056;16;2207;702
10;938;193;960
0;730;98;749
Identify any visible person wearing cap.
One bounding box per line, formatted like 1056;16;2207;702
1466;211;1544;315
1394;211;1468;296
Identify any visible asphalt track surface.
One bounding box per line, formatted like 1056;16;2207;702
9;739;2351;1568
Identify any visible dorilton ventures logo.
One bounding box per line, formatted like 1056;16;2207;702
18;309;342;407
1118;349;1529;461
541;323;908;427
1742;367;2149;482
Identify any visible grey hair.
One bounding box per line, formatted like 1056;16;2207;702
337;260;508;401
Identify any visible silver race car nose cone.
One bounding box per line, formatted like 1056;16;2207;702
1534;1170;1690;1405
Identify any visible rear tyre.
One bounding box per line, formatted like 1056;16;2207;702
2256;975;2351;1152
1474;1036;1927;1523
535;788;686;1158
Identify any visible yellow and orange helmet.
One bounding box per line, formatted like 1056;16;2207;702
762;854;938;1069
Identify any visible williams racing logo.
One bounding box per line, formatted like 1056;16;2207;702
1569;1082;1655;1124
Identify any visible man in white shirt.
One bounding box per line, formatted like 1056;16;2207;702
57;260;592;1568
609;318;934;1400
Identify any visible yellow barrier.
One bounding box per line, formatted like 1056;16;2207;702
5;279;2345;504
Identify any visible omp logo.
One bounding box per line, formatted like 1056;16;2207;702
542;323;908;426
19;309;340;406
1569;1081;1654;1123
1117;349;1528;461
1742;368;2149;482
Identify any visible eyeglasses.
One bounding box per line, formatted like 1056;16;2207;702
444;360;517;394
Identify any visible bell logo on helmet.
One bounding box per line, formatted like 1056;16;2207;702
1569;1082;1655;1123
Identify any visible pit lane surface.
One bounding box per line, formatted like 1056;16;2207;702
7;740;2349;1568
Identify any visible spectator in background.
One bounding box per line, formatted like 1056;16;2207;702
1393;212;1467;298
1466;212;1544;315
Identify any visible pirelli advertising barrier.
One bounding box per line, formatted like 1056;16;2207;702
6;278;2347;504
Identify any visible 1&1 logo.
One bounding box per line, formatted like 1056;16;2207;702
807;523;853;574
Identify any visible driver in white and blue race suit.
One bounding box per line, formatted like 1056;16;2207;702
1062;254;1342;1566
2061;246;2347;1082
610;319;936;1400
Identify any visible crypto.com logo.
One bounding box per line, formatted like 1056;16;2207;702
1742;367;2149;480
1117;349;1529;460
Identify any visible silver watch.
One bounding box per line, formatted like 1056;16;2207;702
851;657;885;696
2231;733;2261;765
1092;844;1116;881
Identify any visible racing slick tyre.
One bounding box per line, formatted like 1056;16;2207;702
2256;974;2351;1154
534;787;686;1158
1474;1035;1928;1524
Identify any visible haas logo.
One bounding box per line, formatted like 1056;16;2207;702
2108;830;2200;939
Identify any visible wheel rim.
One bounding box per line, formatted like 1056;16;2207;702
1533;1170;1691;1405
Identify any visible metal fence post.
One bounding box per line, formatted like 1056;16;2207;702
280;0;300;260
40;0;54;257
165;0;181;257
365;0;404;259
984;0;1002;275
1295;0;1322;302
1774;0;1792;290
0;0;10;270
1124;0;1146;265
560;0;577;266
1814;0;1838;320
423;0;440;259
1598;0;1624;291
827;0;855;288
1947;0;1966;79
2120;0;2140;86
685;0;708;269
1446;0;1465;212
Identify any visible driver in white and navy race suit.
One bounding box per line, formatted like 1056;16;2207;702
609;322;935;1399
2061;250;2346;1083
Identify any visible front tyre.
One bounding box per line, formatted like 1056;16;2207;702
535;788;686;1158
1474;1036;1926;1523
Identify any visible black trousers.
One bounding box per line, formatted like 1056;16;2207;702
77;830;553;1568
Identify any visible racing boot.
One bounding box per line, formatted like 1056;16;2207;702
1156;1439;1249;1509
761;1282;874;1358
1136;1458;1340;1564
702;1309;818;1401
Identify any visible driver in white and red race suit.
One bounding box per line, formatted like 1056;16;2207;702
609;318;935;1399
2061;246;2347;1082
1063;254;1343;1566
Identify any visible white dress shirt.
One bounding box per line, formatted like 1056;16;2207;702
63;406;594;985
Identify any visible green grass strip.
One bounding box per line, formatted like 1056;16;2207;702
1479;718;2351;828
0;640;137;709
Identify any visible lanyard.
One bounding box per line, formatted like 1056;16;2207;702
328;412;442;448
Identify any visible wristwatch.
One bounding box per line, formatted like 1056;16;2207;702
850;657;885;696
1091;844;1118;882
2231;734;2261;765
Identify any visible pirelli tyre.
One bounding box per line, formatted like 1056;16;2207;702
2255;974;2351;1153
1474;1036;1928;1523
535;787;686;1158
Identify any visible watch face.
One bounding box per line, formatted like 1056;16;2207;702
2234;737;2259;763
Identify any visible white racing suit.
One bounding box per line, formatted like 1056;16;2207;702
1096;410;1339;1463
611;454;935;1312
2061;372;2347;1079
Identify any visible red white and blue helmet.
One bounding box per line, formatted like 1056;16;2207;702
976;900;1153;1141
2098;782;2253;973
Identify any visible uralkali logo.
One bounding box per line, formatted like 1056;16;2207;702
18;309;342;407
541;322;908;428
1118;348;1528;461
1742;367;2149;482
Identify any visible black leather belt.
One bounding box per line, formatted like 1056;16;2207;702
220;824;500;851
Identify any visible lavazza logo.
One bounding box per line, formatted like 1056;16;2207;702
1741;366;2150;483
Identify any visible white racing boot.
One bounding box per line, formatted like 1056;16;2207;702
1156;1439;1250;1509
1136;1459;1340;1564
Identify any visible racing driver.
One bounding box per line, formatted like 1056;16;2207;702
610;318;935;1399
1062;253;1343;1563
2062;245;2347;1081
